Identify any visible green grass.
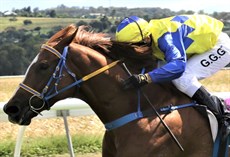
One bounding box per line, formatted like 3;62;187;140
0;134;103;157
0;17;91;32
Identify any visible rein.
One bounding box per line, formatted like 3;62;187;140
19;44;120;114
19;44;195;152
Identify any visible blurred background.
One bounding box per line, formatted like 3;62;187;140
0;0;230;75
0;0;229;156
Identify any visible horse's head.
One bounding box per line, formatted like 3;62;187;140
3;25;82;125
3;25;155;125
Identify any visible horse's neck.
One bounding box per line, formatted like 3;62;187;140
69;43;191;124
82;80;191;124
73;64;190;125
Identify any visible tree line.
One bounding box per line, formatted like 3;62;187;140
0;6;230;75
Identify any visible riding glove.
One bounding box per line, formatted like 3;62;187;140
123;73;152;89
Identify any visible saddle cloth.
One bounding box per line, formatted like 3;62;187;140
205;97;230;142
204;96;230;142
207;109;218;142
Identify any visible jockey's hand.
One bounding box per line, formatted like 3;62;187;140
123;73;152;90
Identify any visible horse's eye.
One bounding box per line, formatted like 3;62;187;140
39;60;49;70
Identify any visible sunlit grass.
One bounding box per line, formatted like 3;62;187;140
0;70;229;102
200;69;230;92
0;77;23;102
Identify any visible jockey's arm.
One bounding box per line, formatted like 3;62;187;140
148;33;187;82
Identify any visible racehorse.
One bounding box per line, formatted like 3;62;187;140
3;24;221;157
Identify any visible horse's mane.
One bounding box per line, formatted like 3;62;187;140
73;26;112;52
47;24;155;70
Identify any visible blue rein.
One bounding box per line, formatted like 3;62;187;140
20;44;196;132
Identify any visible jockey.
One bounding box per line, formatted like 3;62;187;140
115;15;230;128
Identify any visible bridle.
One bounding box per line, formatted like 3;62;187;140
19;44;120;115
18;44;193;151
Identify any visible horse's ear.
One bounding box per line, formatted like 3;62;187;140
56;27;78;46
51;25;78;52
46;24;77;47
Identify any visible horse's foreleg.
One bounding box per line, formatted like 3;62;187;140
102;131;117;157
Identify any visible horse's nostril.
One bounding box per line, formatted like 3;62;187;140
4;105;20;115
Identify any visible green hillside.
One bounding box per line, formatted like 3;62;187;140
0;17;91;33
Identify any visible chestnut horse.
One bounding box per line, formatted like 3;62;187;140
3;25;218;157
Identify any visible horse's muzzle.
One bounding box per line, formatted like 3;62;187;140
3;103;35;125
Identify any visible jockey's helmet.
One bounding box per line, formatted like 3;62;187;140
115;16;150;43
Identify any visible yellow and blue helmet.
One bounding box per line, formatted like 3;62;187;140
115;16;150;43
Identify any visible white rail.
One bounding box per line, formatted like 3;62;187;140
0;98;94;121
0;98;94;157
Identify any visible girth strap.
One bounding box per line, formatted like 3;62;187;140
105;102;196;131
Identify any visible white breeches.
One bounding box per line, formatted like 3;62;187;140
172;32;230;97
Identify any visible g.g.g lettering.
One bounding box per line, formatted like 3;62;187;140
217;46;226;56
200;46;226;67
